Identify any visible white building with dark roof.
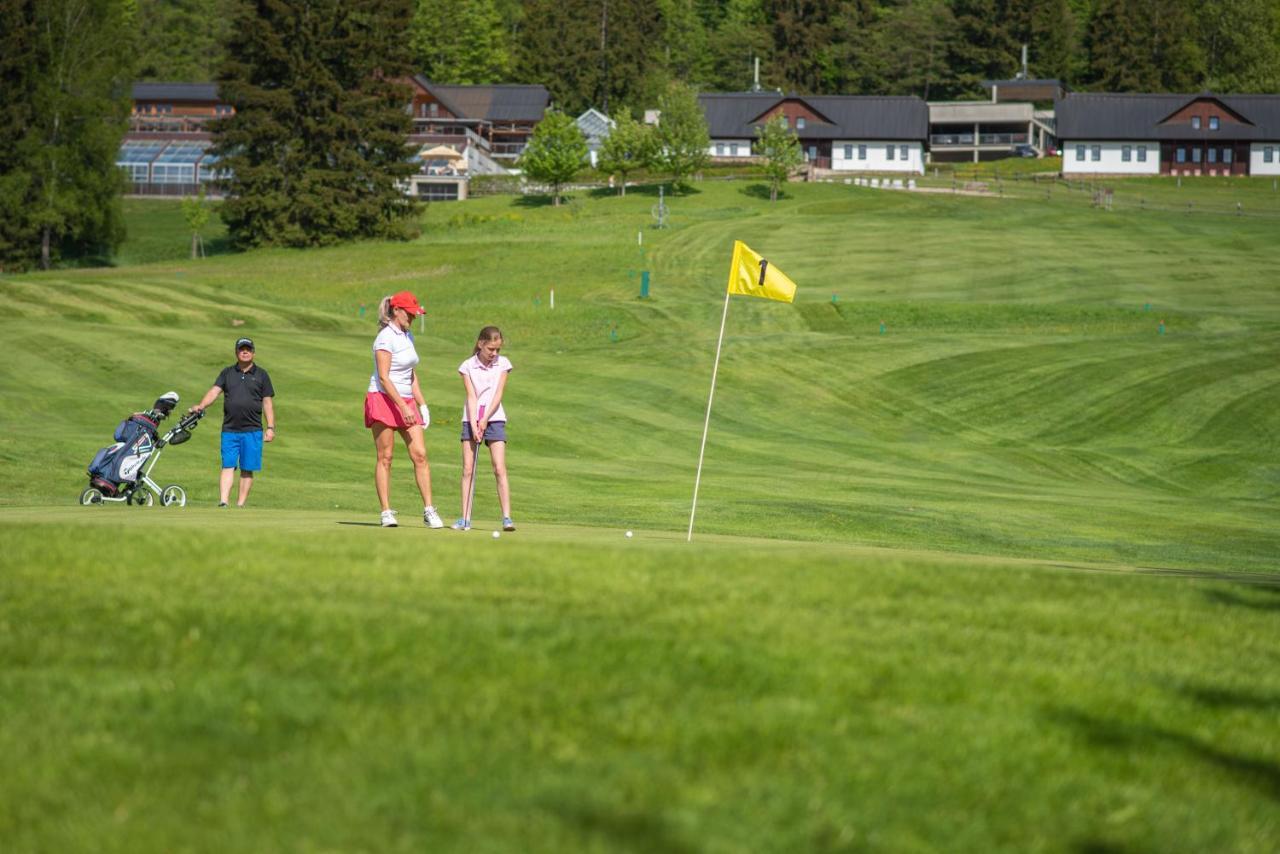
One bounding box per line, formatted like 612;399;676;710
1057;92;1280;177
698;92;929;174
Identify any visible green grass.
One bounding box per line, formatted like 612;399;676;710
2;179;1278;850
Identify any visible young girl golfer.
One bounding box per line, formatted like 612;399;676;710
365;291;445;529
454;326;514;531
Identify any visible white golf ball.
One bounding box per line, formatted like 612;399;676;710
625;530;633;538
492;530;501;539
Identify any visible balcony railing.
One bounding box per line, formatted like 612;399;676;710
491;142;526;157
129;116;218;134
930;133;1030;146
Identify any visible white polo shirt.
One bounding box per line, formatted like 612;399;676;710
368;325;419;397
458;354;513;422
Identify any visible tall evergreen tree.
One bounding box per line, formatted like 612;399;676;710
658;0;711;87
516;0;661;115
134;0;233;82
1084;0;1201;91
1197;0;1280;92
762;0;867;93
212;0;419;249
0;0;41;270
947;0;1019;98
1026;0;1079;85
0;0;134;271
1147;0;1203;90
703;0;771;91
411;0;509;84
874;0;957;99
1085;0;1155;89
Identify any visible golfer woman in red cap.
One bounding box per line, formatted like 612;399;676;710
365;291;445;529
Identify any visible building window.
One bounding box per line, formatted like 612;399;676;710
1265;146;1274;163
1208;148;1217;164
1176;147;1186;163
900;144;909;161
843;144;852;159
1209;116;1219;130
796;117;805;130
429;102;438;117
1191;116;1201;130
781;116;789;127
858;144;867;160
1122;145;1131;162
1076;144;1085;161
730;143;739;157
715;143;724;156
1191;147;1201;163
1091;145;1100;161
1137;145;1147;162
1223;148;1233;164
417;182;460;201
886;145;895;160
807;146;816;161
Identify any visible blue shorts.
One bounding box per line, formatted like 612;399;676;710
461;421;507;444
221;430;264;471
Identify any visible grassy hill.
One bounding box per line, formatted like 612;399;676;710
1;179;1278;850
4;180;1277;569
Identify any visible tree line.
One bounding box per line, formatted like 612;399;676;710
134;0;1280;115
4;0;1280;270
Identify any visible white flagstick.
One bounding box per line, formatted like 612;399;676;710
688;289;733;542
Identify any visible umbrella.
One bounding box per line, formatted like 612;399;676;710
419;144;463;160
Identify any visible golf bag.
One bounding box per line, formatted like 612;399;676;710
86;393;180;496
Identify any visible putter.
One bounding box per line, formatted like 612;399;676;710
464;404;485;528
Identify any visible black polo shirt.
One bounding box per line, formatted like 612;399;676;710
215;363;275;432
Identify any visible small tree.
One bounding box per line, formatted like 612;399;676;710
653;82;710;194
518;109;588;206
755;115;804;202
596;111;655;196
181;186;212;258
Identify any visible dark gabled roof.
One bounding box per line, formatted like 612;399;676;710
699;93;928;140
982;78;1066;89
411;76;549;122
1056;92;1280;141
132;82;220;102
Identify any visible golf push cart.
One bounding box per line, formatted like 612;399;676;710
81;391;205;507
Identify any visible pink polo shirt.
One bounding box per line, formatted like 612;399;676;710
458;354;512;422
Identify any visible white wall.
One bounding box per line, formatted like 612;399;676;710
708;139;753;158
832;141;924;174
1062;141;1159;175
1250;143;1280;176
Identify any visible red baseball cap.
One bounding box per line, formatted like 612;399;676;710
389;291;426;316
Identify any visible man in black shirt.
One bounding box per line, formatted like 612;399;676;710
191;337;276;507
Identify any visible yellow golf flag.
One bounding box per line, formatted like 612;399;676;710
726;240;797;303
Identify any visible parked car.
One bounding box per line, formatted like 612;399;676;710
1013;144;1037;158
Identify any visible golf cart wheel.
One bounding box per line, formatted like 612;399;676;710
128;490;155;507
160;485;187;507
79;487;105;505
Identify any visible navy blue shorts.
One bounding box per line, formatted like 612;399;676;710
461;421;507;444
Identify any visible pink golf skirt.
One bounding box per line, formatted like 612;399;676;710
364;391;415;429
